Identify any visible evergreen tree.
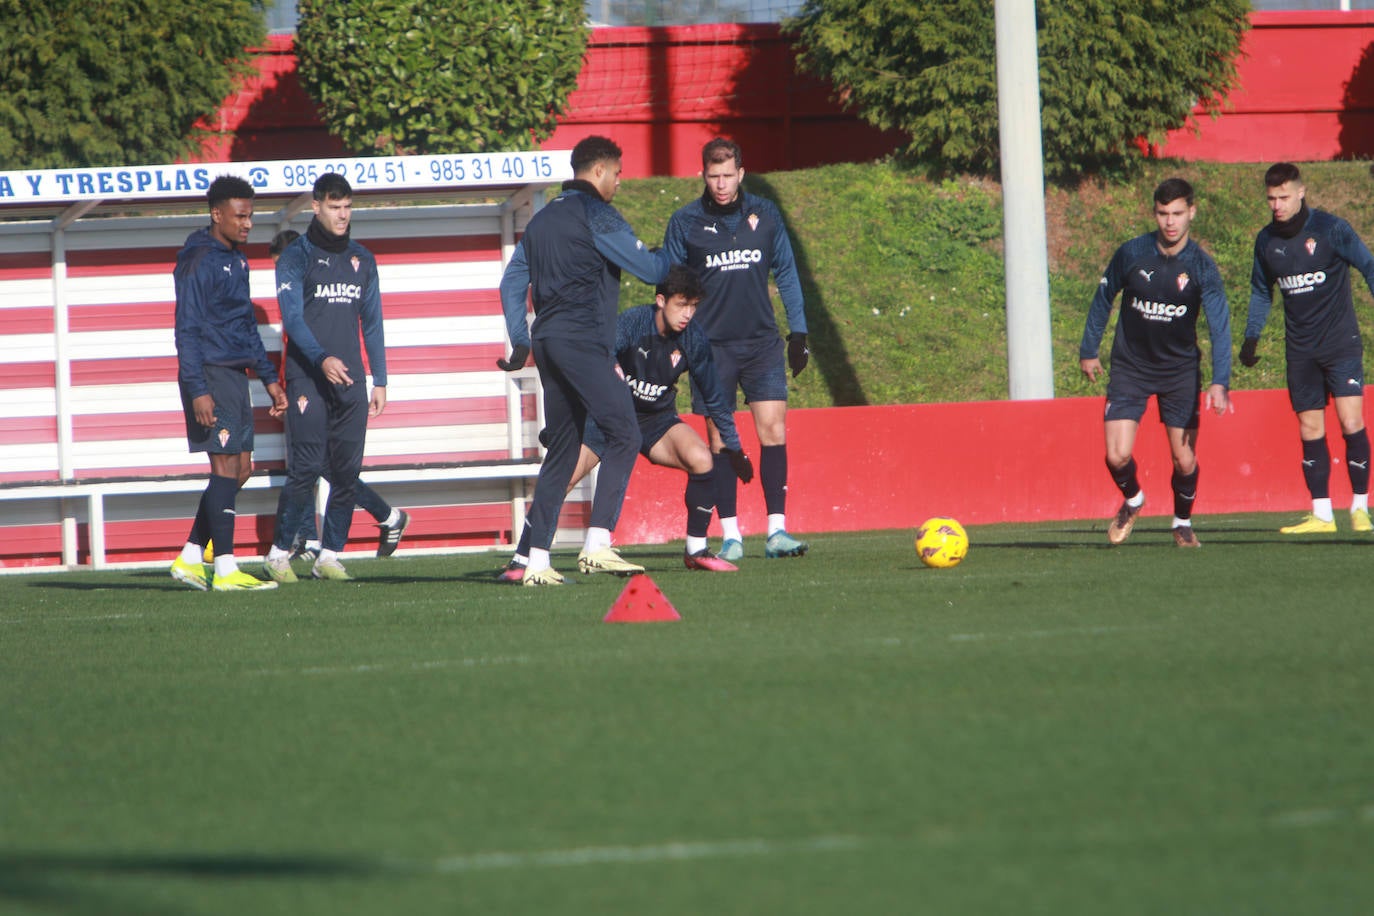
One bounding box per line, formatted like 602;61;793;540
785;0;1250;179
0;0;265;168
294;0;587;156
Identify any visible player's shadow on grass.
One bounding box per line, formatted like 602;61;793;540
28;572;179;591
0;851;382;914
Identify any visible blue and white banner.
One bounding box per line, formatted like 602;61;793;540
0;151;572;205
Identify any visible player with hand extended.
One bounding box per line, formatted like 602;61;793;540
1240;162;1374;534
498;135;672;585
664;138;810;561
1079;177;1231;548
501;266;754;580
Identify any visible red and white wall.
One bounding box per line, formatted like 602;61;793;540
0;203;553;569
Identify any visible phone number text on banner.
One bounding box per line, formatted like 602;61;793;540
0;151;571;205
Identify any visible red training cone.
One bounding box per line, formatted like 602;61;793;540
603;574;680;623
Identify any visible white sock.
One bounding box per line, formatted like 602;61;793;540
318;548;338;564
267;545;291;561
1172;517;1191;529
583;526;611;553
720;517;742;541
181;543;204;564
768;513;786;536
527;548;550;573
383;508;401;527
1313;498;1334;522
1127;490;1145;509
686;536;708;555
1352;493;1369;513
305;539;321;550
213;555;238;577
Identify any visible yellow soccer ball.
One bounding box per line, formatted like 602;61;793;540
915;517;968;569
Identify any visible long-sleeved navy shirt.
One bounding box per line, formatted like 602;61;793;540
613;303;741;452
173;226;279;400
1246;207;1374;358
1079;232;1231;389
275;233;386;387
500;181;670;354
663;190;807;344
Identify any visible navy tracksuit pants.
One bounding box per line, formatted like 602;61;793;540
527;336;640;552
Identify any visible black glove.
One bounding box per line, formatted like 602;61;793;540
787;332;809;378
496;344;529;372
722;448;754;484
1239;337;1260;368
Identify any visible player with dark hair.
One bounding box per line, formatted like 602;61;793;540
663;137;810;561
267;230;410;562
501;265;754;580
169;174;287;591
263;172;388;582
1240;162;1374;534
498;135;672;585
1079;177;1232;547
267;229;299;261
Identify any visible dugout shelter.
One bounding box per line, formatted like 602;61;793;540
0;151;574;569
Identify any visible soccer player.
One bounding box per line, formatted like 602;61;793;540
1240;162;1374;534
169;175;287;591
1078;177;1232;547
267;229;410;562
263;173;388;583
501;265;755;581
498;135;672;586
663;138;810;561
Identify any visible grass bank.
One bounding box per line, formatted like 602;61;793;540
613;159;1374;407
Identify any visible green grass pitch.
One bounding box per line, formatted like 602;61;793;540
3;515;1372;914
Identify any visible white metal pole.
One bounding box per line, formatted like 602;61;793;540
995;0;1055;400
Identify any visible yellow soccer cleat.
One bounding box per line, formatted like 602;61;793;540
311;557;353;581
1352;508;1372;533
1279;514;1337;535
170;556;208;591
577;546;644;576
212;569;278;591
522;566;567;587
262;555;299;584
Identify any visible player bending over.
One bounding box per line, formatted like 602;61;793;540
502;265;754;580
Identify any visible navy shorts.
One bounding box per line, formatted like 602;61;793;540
691;335;788;415
584;410;681;461
1104;368;1201;429
182;364;255;454
1287;351;1365;412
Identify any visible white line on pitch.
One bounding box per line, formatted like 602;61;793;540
947;624;1162;642
244;655;531;677
424;834;864;873
0;612;145;624
1270;802;1374;828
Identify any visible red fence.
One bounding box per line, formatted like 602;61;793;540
200;13;1374;177
616;390;1333;545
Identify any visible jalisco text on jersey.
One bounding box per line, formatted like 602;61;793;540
315;282;363;302
1277;271;1327;293
704;249;763;270
1129;297;1190;320
626;376;669;401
